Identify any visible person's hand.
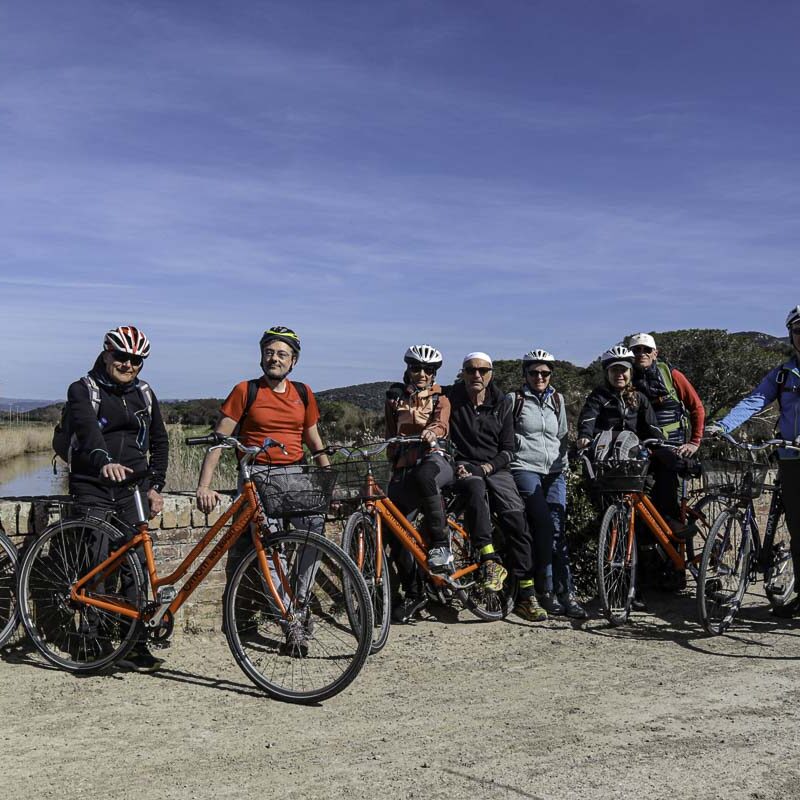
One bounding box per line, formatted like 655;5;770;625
147;488;164;518
420;429;437;447
456;463;474;480
705;423;725;439
576;437;591;450
480;463;493;476
196;486;221;513
100;463;133;482
677;442;699;458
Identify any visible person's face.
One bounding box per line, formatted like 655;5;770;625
261;340;296;380
791;324;800;349
525;362;552;393
463;359;493;393
607;364;631;390
407;363;435;390
632;345;658;369
102;349;143;385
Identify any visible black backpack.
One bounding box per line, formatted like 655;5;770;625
233;378;309;436
52;375;153;469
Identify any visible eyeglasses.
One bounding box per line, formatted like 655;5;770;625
408;365;434;374
527;369;552;378
111;350;143;367
463;366;492;376
262;348;294;361
631;346;654;354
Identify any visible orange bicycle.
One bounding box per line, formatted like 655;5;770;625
17;434;373;703
589;441;725;626
332;438;510;654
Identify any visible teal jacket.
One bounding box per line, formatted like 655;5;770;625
508;385;568;475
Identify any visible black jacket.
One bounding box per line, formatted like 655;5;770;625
67;355;169;496
447;382;515;473
577;385;663;443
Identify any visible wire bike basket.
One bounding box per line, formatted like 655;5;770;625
590;459;650;493
333;457;393;501
252;467;338;516
701;458;770;500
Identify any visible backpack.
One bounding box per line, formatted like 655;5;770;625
776;365;800;408
233;378;309;436
513;388;562;424
52;375;153;469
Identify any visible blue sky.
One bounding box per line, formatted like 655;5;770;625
1;1;796;400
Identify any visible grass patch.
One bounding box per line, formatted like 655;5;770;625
0;423;53;462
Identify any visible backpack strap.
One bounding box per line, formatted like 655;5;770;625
80;375;102;416
136;379;154;417
291;380;309;409
232;378;261;437
513;388;561;422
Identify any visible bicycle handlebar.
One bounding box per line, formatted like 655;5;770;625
707;431;800;452
325;436;443;460
184;433;289;459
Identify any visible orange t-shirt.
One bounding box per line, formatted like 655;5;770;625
220;380;320;465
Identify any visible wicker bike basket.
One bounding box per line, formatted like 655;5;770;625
701;459;770;500
591;459;650;493
252;467;338;516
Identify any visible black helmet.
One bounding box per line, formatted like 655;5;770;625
260;326;301;357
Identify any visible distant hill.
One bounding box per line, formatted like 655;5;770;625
316;381;393;412
0;397;56;414
732;330;791;352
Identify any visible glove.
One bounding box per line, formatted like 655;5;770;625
705;423;726;438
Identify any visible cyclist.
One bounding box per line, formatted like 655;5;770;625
384;344;453;622
66;325;169;672
194;326;331;647
707;305;800;616
509;349;588;620
577;345;664;610
448;352;539;620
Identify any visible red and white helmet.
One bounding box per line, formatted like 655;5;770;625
103;326;151;358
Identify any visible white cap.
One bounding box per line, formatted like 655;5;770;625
629;332;657;350
463;351;493;365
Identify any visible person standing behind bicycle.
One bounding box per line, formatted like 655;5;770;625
707;305;800;617
577;345;664;610
384;344;453;623
194;326;331;588
509;349;588;620
65;325;169;672
448;352;542;620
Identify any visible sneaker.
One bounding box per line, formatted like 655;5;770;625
282;620;309;657
666;517;699;541
118;646;165;673
514;596;548;622
479;560;508;593
427;546;454;573
558;594;589;620
772;596;800;619
537;592;565;615
391;595;428;624
631;589;647;612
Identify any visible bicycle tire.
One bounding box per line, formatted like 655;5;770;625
451;522;512;622
0;529;19;647
684;493;727;566
597;502;637;626
341;511;391;654
764;492;794;607
224;529;373;704
696;509;752;635
18;517;145;672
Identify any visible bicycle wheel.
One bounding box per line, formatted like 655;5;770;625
450;522;512;621
696;509;752;635
18;517;145;671
764;496;794;608
0;530;19;647
597;502;637;626
224;529;373;704
342;511;391;654
684;493;727;566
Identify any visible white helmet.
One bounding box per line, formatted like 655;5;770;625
103;326;151;358
600;345;634;370
522;349;555;365
786;305;800;330
404;344;443;371
628;332;657;350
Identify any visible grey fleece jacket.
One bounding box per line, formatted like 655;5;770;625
508;385;569;475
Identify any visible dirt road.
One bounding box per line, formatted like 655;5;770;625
3;586;800;800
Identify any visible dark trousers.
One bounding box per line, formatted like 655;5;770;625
387;454;453;597
778;459;800;577
453;468;533;583
650;448;682;521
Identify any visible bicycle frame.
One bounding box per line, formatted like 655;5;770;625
70;478;294;626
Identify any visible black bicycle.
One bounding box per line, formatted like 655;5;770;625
0;528;19;647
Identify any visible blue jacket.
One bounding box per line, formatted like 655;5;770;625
718;355;800;459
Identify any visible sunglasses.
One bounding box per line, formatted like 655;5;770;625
111;350;144;367
463;366;492;376
792;326;800;336
527;369;552;378
408;365;435;374
631;346;654;354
